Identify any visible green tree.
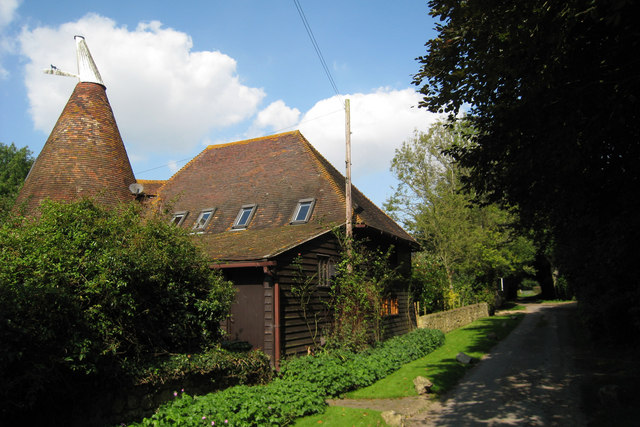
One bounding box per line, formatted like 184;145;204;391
0;199;235;416
385;122;535;310
413;0;639;341
0;142;34;216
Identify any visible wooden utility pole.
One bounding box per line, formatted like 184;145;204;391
345;99;352;240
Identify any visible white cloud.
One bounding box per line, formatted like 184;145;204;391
19;14;265;158
299;88;443;180
0;0;21;78
0;0;20;28
248;100;300;137
167;159;179;174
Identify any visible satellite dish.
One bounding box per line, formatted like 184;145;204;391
129;183;144;195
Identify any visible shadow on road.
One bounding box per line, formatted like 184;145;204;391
410;303;586;426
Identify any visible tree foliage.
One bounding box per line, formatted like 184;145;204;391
385;122;535;312
0;199;235;415
0;142;34;217
414;0;640;340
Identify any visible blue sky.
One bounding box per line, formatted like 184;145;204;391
0;0;441;207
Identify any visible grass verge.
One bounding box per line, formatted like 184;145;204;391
345;313;524;399
293;406;386;426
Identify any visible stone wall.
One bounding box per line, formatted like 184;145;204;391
417;302;489;333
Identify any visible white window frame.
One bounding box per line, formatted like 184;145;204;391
232;204;257;229
171;211;188;226
291;198;316;224
193;208;216;231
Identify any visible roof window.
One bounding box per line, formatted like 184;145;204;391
291;198;315;224
193;208;215;230
233;204;257;229
171;211;188;226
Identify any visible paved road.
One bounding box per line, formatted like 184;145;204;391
407;302;586;426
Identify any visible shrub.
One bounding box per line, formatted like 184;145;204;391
0;199;236;418
134;328;444;425
134;379;326;426
133;347;273;389
280;327;445;397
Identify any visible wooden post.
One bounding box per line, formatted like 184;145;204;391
345;99;352;240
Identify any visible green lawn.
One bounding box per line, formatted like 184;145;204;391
294;406;386;426
346;313;524;399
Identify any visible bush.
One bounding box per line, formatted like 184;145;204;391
0;199;236;418
134;379;326;426
133;347;273;389
135;328;444;426
280;328;445;398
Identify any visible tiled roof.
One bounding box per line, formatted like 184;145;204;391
193;222;338;261
158;131;415;261
136;179;165;196
16;82;136;213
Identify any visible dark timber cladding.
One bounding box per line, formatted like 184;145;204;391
277;234;339;357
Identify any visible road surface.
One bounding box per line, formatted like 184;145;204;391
407;302;586;426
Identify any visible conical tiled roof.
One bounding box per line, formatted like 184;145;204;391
16;40;135;214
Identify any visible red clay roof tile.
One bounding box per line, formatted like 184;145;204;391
158;131;415;261
16;82;136;213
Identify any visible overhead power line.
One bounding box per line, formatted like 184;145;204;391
293;0;342;103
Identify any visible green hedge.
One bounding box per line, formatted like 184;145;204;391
133;328;444;426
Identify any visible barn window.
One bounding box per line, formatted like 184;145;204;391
318;255;336;287
193;208;215;230
171;211;188;226
291;198;315;224
381;297;399;317
233;204;256;229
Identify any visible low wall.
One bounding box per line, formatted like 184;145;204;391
417;302;489;333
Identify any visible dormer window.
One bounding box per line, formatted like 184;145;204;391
233;204;256;229
291;198;315;224
193;208;215;230
171;211;188;226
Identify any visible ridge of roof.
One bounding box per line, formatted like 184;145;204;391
204;130;301;151
159;131;303;191
136;179;165;184
297;132;347;207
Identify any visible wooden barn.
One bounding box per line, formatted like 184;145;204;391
153;131;418;365
16;37;418;367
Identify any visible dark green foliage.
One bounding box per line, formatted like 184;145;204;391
0;142;33;217
134;347;273;389
415;0;640;342
0;199;235;417
134;327;444;426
